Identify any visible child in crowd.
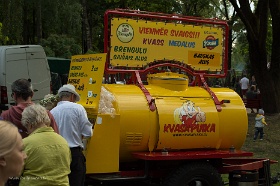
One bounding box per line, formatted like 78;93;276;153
254;109;268;141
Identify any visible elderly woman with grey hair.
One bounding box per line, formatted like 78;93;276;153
19;104;71;186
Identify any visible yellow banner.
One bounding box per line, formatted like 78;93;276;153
68;53;106;110
110;18;224;70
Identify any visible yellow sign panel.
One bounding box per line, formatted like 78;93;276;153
188;51;221;71
110;18;224;70
68;53;106;111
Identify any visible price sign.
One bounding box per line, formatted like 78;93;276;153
68;53;106;111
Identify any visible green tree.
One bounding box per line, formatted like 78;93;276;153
2;0;23;44
228;0;280;113
232;32;249;73
42;34;82;58
181;0;216;17
105;0;181;13
40;0;82;43
0;23;9;45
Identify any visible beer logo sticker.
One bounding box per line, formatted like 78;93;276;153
203;35;219;50
116;23;134;43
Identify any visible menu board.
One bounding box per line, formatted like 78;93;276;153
68;53;106;111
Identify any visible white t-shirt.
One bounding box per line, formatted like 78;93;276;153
50;101;93;149
240;77;249;90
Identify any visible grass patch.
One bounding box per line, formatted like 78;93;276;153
243;112;280;176
222;112;280;185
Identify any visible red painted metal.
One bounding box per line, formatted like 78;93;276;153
132;151;279;173
134;71;156;111
199;74;223;112
119;170;145;177
132;150;253;161
219;158;278;173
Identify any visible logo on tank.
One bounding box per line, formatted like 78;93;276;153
163;100;216;135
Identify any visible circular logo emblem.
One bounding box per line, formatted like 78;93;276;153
116;23;134;43
203;35;218;50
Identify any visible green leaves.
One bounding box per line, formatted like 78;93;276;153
0;22;9;45
42;34;82;59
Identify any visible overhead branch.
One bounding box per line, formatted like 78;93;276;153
229;0;257;42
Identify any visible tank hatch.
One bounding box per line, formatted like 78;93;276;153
147;72;189;91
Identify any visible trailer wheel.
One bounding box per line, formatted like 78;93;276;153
163;162;223;186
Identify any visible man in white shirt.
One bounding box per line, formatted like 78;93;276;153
51;84;93;186
239;74;250;98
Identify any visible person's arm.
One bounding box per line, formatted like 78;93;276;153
47;111;59;134
262;117;268;125
79;106;93;138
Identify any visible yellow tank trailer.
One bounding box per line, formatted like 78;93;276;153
78;9;278;186
84;72;248;175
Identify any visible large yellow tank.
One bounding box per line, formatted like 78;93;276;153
84;72;248;173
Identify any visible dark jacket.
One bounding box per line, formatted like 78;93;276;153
246;90;257;100
1;102;59;138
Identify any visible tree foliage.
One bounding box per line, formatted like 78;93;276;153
0;23;9;45
41;34;82;58
2;0;278;113
0;0;232;57
2;0;23;44
181;0;216;17
227;0;280;113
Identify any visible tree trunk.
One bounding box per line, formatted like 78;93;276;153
268;0;280;113
22;0;28;44
81;0;92;53
2;0;9;41
36;0;42;44
228;29;232;70
248;38;279;113
225;24;233;87
229;0;280;113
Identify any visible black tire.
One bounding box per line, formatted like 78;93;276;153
163;162;224;186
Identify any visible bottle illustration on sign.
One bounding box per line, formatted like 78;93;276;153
88;91;93;97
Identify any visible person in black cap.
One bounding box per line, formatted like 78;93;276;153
1;78;58;138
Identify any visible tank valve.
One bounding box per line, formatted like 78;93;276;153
229;145;236;153
162;148;168;155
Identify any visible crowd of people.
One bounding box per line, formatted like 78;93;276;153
232;72;260;97
0;79;93;186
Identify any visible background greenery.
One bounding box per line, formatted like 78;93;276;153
0;0;248;68
221;112;280;185
1;0;280;184
243;112;280;183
